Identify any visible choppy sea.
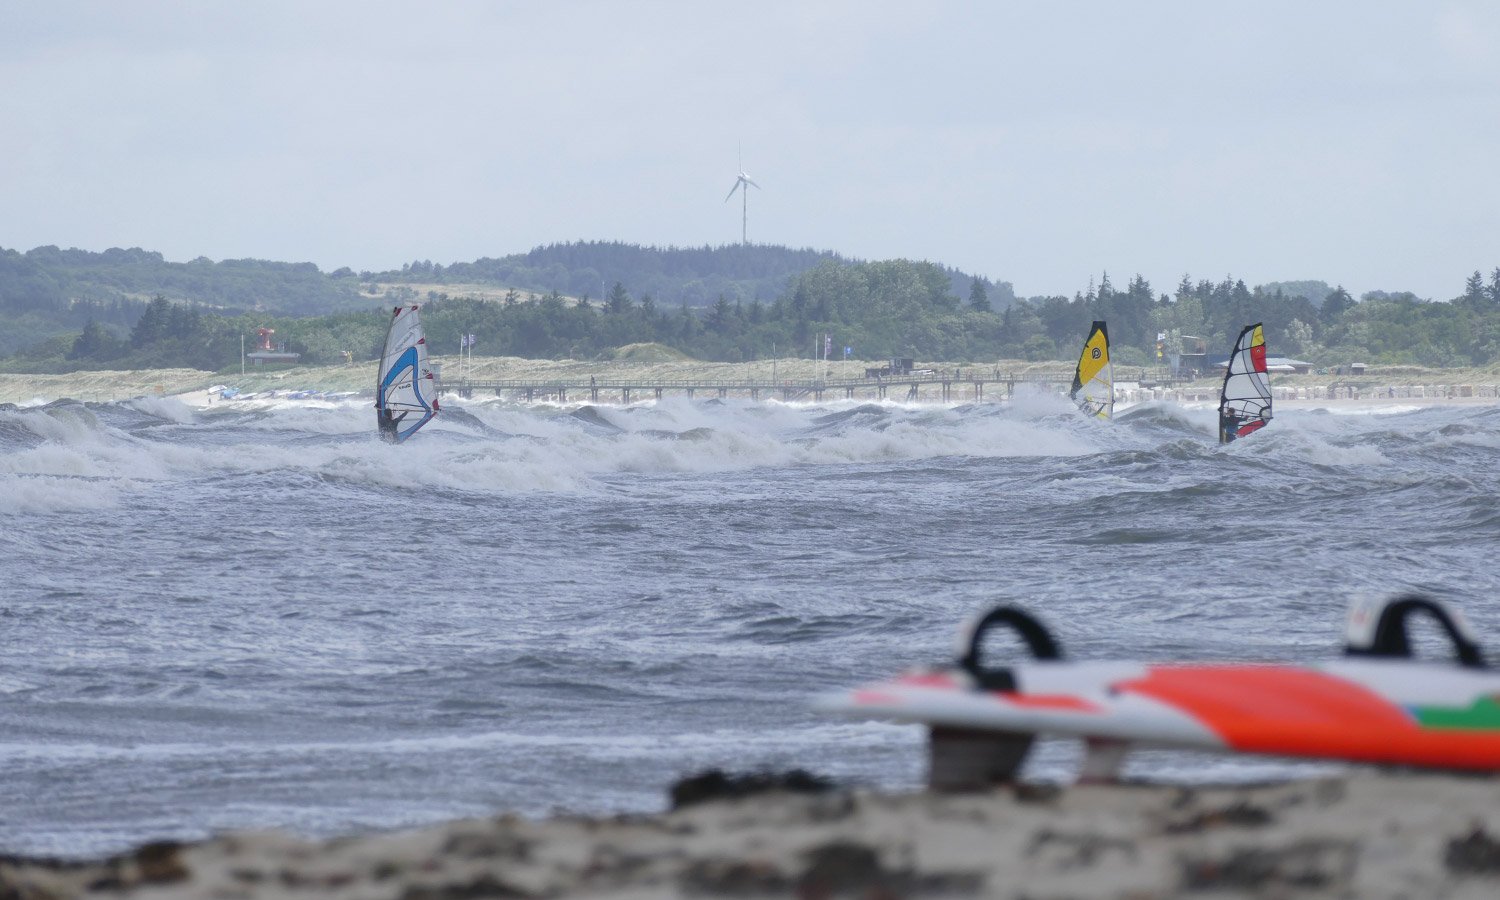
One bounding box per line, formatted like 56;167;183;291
2;389;1498;856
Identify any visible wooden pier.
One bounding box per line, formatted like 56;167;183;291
437;369;1186;404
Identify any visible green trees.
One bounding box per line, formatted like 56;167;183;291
10;242;1500;372
68;319;123;361
969;277;991;312
1321;286;1355;325
1463;271;1488;306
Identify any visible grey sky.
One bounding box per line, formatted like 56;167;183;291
2;1;1497;300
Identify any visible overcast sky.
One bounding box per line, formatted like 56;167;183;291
2;1;1497;299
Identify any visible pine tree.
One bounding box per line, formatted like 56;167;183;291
707;295;733;332
1321;286;1354;325
69;318;108;360
1463;270;1487;305
607;281;632;315
131;295;173;348
968;277;991;312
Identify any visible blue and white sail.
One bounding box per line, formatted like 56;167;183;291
376;305;438;443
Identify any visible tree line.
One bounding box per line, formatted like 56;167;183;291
375;240;1017;314
9;259;1500;375
0;241;1016;361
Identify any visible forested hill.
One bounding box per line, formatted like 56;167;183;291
0;241;1016;357
0;246;366;356
6;252;1500;373
376;241;1017;311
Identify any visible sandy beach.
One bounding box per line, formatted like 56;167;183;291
3;773;1500;898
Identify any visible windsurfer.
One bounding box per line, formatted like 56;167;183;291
1221;410;1242;442
378;407;407;443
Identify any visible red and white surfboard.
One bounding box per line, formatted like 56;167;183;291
820;597;1500;781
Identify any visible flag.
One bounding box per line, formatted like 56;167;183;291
844;346;852;358
1156;332;1166;342
461;333;476;348
824;335;832;356
468;333;477;347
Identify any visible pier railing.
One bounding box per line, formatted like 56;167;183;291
438;368;1188;403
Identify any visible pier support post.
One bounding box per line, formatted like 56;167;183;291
558;388;566;403
622;388;630;404
655;387;663;400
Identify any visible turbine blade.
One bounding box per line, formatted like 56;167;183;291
744;177;760;189
724;182;741;202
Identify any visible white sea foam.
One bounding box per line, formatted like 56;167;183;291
5;393;1470;508
124;396;198;424
0;475;128;513
1220;420;1392;467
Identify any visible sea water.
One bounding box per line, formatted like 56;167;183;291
1;390;1497;856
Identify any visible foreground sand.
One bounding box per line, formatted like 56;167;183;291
5;774;1500;899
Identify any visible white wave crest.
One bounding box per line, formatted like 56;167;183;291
0;475;128;513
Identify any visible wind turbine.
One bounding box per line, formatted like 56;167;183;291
723;158;760;245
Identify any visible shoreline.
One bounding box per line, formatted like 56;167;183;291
3;773;1499;898
2;357;1499;408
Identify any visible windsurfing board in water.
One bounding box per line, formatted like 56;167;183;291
819;597;1500;785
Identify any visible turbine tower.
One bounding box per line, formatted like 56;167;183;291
723;158;760;245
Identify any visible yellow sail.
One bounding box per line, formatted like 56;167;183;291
1070;321;1113;419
